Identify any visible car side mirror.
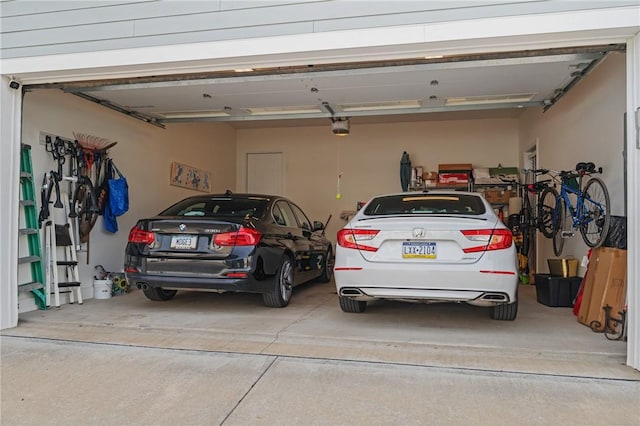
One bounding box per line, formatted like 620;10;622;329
312;221;324;232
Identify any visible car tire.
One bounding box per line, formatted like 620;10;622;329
317;247;334;283
262;256;293;308
339;296;367;313
491;300;518;321
142;287;177;301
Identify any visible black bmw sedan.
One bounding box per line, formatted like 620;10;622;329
124;192;334;307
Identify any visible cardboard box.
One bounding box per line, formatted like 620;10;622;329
578;247;627;330
439;163;473;172
547;258;579;277
482;189;516;205
422;171;438;181
535;274;582;307
438;172;470;184
489;166;518;177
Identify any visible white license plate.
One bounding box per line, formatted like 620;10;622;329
402;241;437;259
170;235;197;249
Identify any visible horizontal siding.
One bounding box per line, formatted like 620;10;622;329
0;0;142;17
1;0;637;59
313;1;635;32
1;1;220;32
131;1;443;36
1;21;314;58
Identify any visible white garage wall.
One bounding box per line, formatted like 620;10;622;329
236;119;520;243
20;89;237;308
519;52;626;274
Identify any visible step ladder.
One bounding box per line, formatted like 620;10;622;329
43;192;83;308
18;144;47;310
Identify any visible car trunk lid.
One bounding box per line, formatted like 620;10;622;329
345;216;502;264
146;217;245;256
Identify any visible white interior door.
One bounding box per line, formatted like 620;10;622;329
247;152;284;195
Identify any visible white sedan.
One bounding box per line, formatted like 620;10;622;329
334;191;519;320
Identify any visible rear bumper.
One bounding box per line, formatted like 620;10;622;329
338;286;514;306
334;249;518;304
124;272;273;294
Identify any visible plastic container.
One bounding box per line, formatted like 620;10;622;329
93;279;112;299
534;274;582;307
547;258;579;277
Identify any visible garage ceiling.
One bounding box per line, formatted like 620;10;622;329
44;45;624;129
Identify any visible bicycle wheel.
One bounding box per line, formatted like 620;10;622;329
519;204;532;257
553;197;568;256
537;187;558;238
72;183;99;243
579;177;611;248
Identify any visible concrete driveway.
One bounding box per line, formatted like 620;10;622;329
2;282;639;425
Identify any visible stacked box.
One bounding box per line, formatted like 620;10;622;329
489;166;518;184
482;189;517;204
422;171;438;187
438;163;472;186
535;274;582;307
577;247;627;331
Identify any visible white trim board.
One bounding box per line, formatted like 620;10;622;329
2;7;638;84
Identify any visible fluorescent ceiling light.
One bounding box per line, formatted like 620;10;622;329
247;106;323;115
445;94;535;106
156;110;231;119
341;100;421;112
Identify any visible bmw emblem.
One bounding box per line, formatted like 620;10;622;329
179;224;186;232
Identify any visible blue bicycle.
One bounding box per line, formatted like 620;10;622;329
537;162;610;256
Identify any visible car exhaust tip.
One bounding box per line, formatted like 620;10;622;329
340;288;364;296
136;283;149;290
480;293;508;302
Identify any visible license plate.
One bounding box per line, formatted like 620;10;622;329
402;241;436;259
170;235;197;249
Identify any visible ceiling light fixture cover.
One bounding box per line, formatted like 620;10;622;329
445;93;535;106
332;119;350;136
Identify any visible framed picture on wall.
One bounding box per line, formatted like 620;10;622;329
170;162;212;192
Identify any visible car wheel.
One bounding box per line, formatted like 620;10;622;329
317;247;334;283
339;296;367;313
263;256;293;308
142;287;177;301
491;300;518;321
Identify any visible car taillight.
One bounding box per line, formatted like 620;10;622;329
461;229;512;253
337;229;379;252
214;227;262;246
128;226;155;245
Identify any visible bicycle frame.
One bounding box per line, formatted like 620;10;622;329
553;177;605;231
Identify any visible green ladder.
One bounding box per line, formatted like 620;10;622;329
19;144;47;310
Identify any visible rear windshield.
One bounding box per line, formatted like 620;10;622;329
363;194;486;216
160;197;268;218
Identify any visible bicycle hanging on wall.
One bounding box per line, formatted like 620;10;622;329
40;134;117;252
537;162;611;256
500;169;552;281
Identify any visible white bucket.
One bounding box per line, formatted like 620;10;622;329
93;279;112;299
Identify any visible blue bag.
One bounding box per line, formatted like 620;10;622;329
108;161;129;217
104;201;118;233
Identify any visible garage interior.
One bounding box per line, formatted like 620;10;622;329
1;1;637;383
7;42;631;375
